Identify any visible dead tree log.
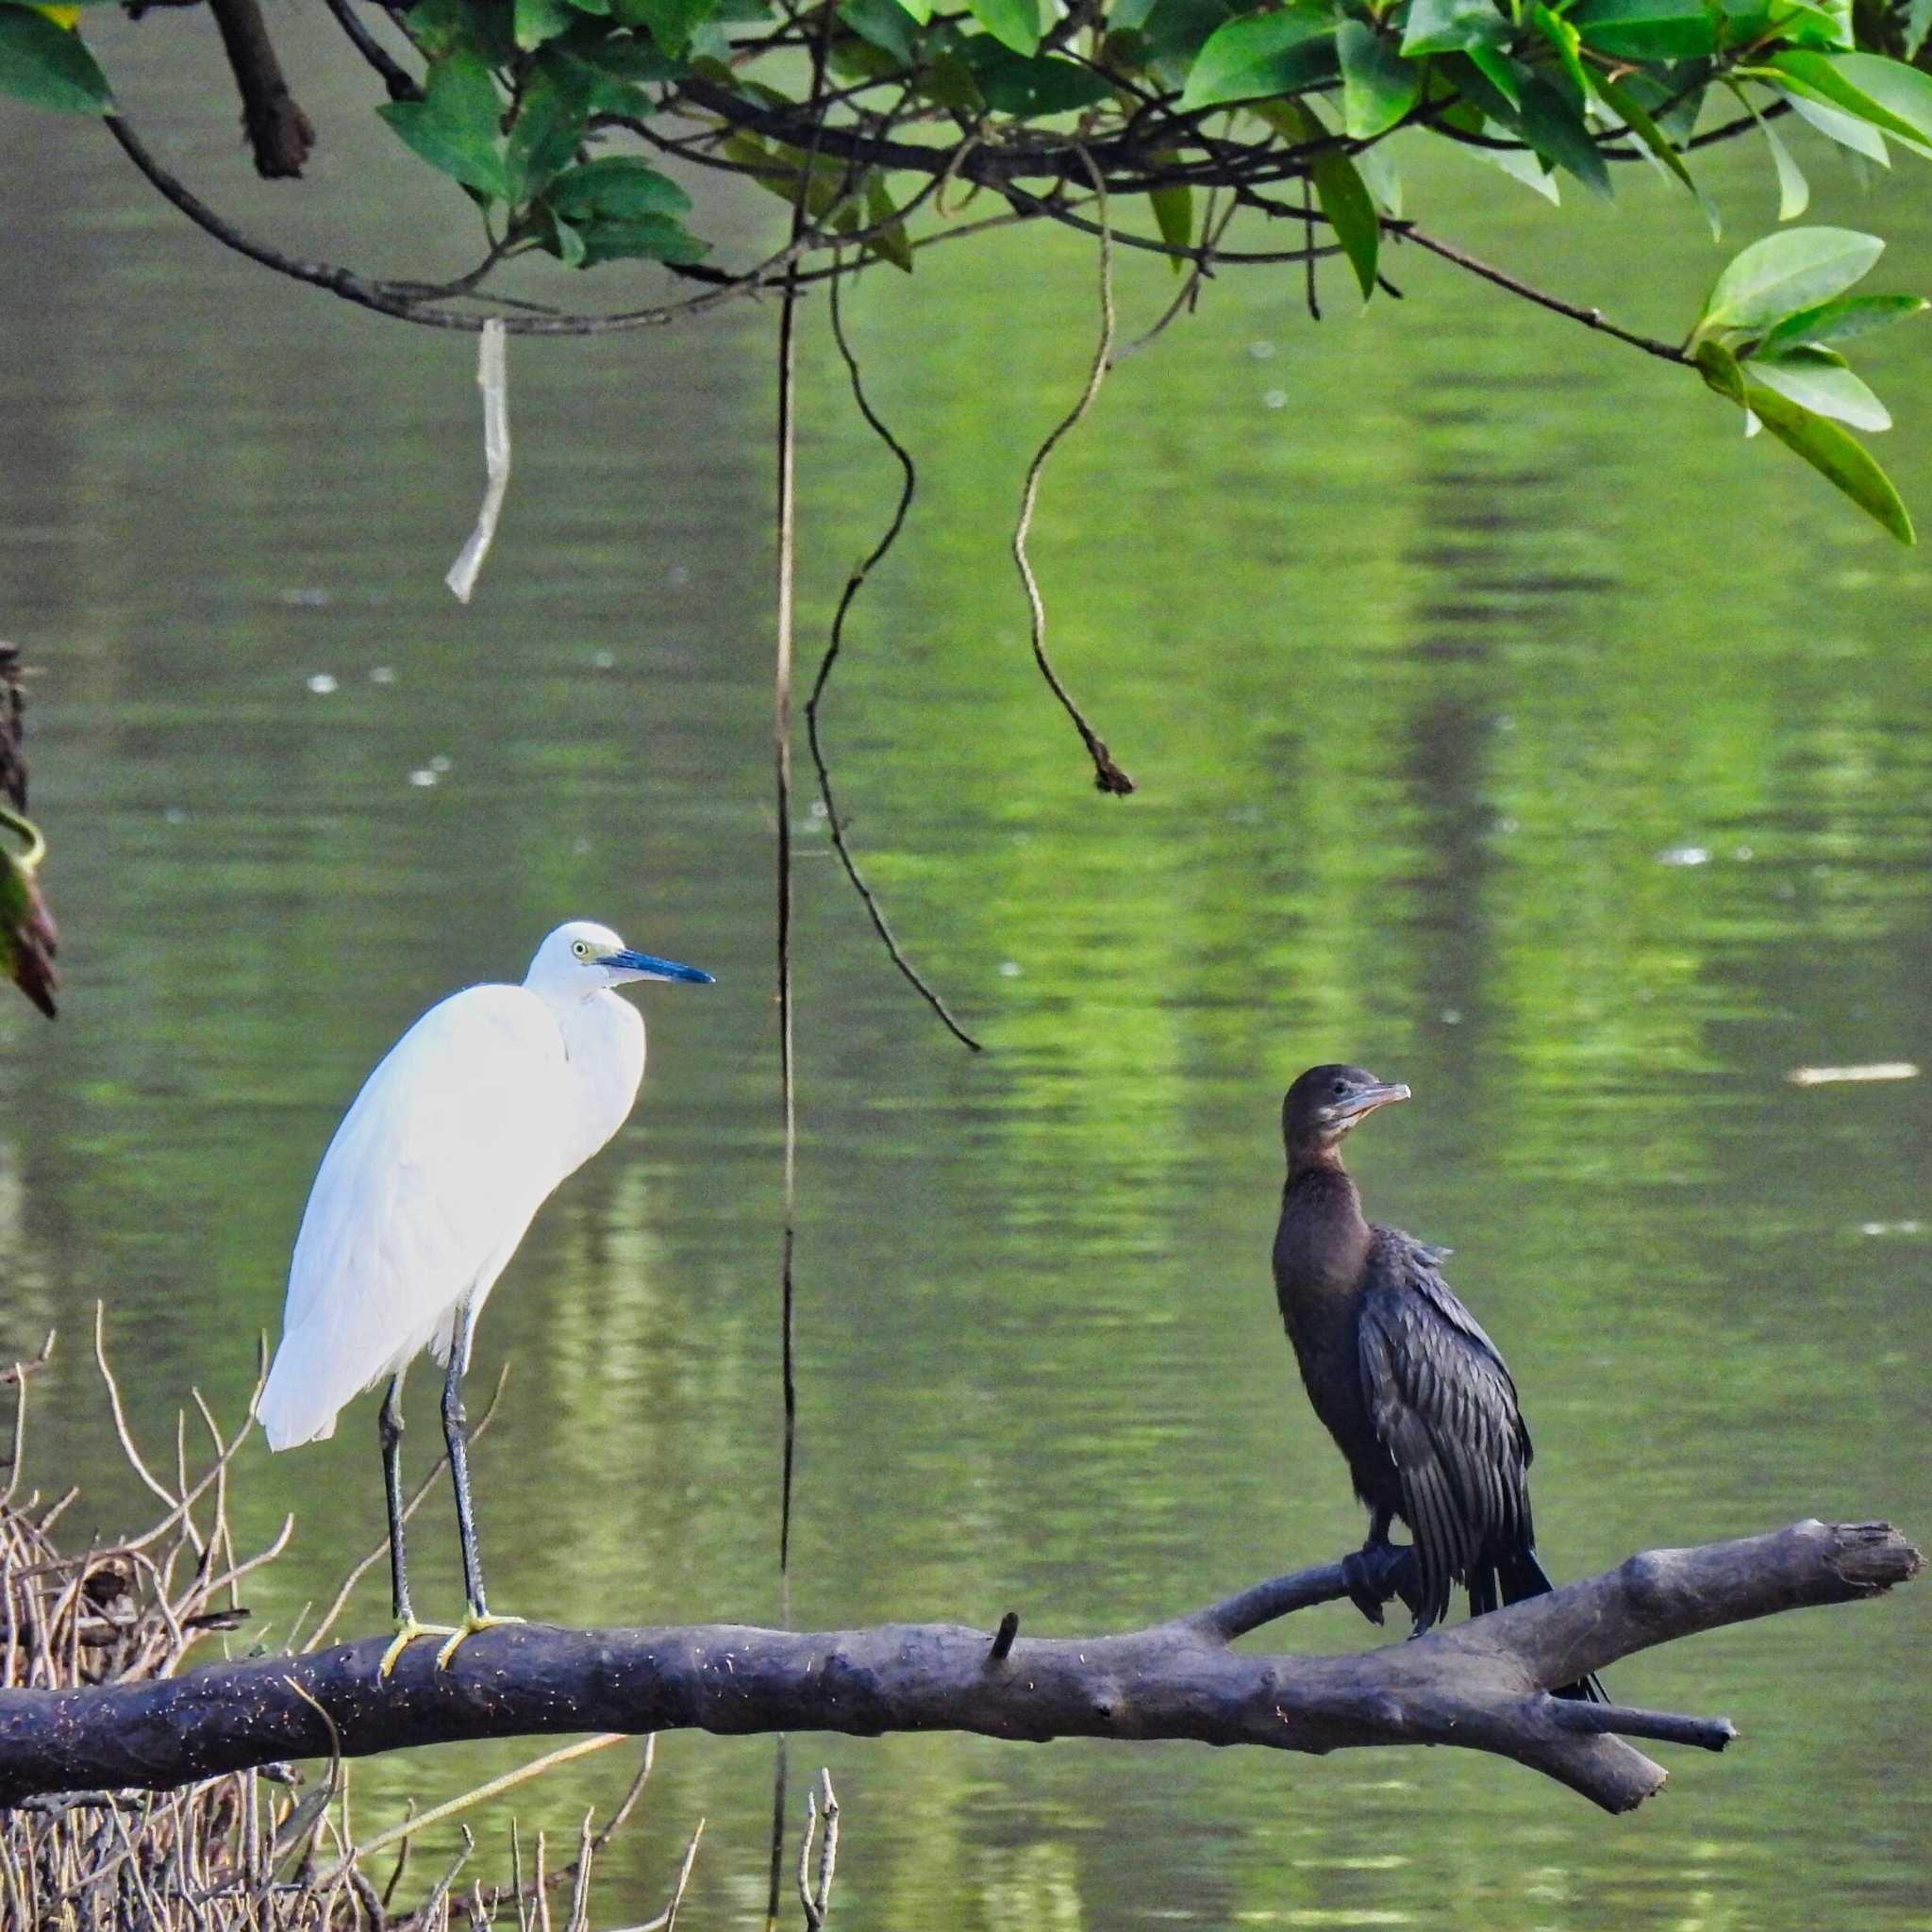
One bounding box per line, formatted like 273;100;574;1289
0;1520;1915;1814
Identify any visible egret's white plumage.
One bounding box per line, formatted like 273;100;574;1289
258;920;704;1449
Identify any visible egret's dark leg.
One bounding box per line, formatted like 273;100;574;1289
436;1299;523;1668
374;1369;454;1681
381;1373;412;1623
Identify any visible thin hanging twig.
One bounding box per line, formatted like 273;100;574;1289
1010;149;1134;796
766;10;840;1920
803;261;983;1053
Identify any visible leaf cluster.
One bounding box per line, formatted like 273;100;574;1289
4;0;1932;531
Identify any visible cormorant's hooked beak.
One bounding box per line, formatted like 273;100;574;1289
1331;1080;1410;1126
603;949;715;985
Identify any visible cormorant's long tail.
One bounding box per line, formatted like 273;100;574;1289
1470;1547;1607;1703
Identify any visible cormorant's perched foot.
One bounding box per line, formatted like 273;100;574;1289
376;1615;458;1682
435;1607;525;1670
1342;1541;1422;1626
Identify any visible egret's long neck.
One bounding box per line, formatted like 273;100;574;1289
547;988;647;1181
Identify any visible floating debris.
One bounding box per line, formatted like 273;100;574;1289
1788;1062;1919;1086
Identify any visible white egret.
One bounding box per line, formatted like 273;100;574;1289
256;919;713;1676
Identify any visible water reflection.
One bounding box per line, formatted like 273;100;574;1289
0;36;1928;1930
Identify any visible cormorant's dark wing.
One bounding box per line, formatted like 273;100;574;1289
1357;1231;1534;1631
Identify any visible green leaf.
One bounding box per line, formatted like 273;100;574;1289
1696;226;1882;335
1142;0;1243;75
1311;147;1379;299
1530;2;1588;102
1782;0;1853;47
1399;0;1507;55
1589;66;1714;229
1909;0;1932;57
1757;293;1926;354
0;7;108;113
962;40;1112;110
407;0;518;61
1354;138;1402;215
915;46;985;108
1743;379;1913;541
575;211;710;263
612;0;720;55
548;154;692;218
964;0;1040;57
1747;347;1890;431
1449;115;1561;199
1761;50;1932;150
1692;334;1746;401
896;0;933;20
505;66;587;202
1441;42;1521;110
1336;19;1418;138
546;208;591;265
376;52;508;199
1724;0;1851;47
841;0;922;60
1178;6;1336;109
1515;73;1610;196
1779;87;1886;163
514;0;577;47
1148;169;1195;275
864;173;914;272
1569;0;1716;60
1730;84;1807;220
1694;336;1913;541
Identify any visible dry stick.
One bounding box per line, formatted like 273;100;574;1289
0;1332;54;1512
796;1769;840;1931
315;1734;628;1891
803;262;984;1054
1010;151;1134;797
466;1733;658;1918
92;1304;182;1522
117;1339;269;1560
640;1817;704;1932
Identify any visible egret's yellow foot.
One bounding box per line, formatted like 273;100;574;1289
435;1609;525;1670
377;1615;458;1681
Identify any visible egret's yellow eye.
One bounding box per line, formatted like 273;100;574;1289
572;941;591;959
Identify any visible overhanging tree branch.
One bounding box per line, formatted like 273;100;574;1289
0;1519;1914;1814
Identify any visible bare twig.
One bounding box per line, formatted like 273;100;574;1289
803;261;984;1052
1393;224;1689;364
795;1770;840;1930
1010;149;1134;796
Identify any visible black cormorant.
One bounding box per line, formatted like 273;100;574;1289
1272;1063;1605;1700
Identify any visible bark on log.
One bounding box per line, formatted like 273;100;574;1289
0;1520;1915;1814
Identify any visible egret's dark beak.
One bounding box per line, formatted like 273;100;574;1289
1332;1081;1410;1125
606;950;714;985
